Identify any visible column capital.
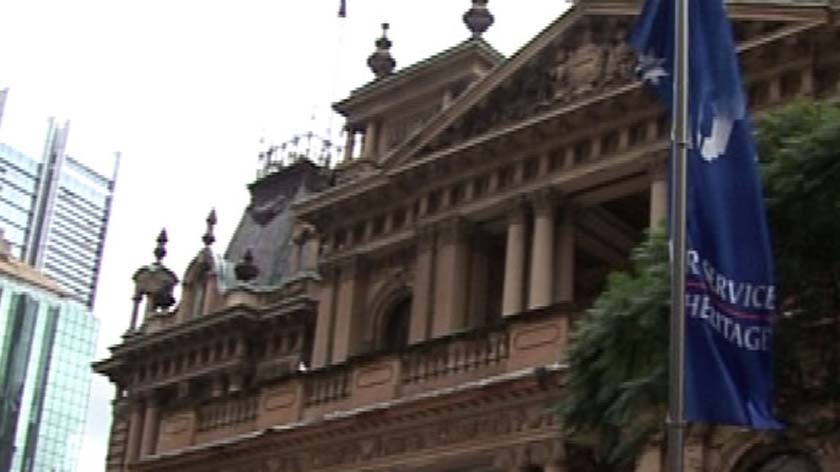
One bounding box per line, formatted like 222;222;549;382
414;224;436;251
337;255;366;280
646;153;668;180
505;196;528;224
319;260;339;279
436;217;472;245
140;390;161;406
528;188;562;215
292;223;316;245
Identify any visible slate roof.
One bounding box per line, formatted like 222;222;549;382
224;160;327;286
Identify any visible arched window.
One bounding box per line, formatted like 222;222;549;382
382;297;411;351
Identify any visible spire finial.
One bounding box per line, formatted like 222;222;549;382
367;22;396;79
154;229;168;263
464;0;494;38
202;209;217;247
234;249;259;282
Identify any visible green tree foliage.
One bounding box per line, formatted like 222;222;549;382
758;101;840;430
558;101;840;467
558;227;670;469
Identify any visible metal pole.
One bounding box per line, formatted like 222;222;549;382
666;0;689;470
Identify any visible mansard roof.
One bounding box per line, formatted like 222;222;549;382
226;159;327;285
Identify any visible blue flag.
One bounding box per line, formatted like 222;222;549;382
630;0;782;428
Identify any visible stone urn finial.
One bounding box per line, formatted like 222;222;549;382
202;209;217;247
367;23;396;79
464;0;494;39
154;229;168;263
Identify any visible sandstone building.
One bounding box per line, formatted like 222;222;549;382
94;1;840;471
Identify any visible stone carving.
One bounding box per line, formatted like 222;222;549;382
423;19;637;155
297;403;557;469
604;27;636;86
564;28;607;98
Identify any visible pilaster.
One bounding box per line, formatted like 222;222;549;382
124;400;144;465
332;256;368;363
140;394;160;457
312;263;338;368
409;225;435;343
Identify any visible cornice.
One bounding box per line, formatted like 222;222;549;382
295;12;828;227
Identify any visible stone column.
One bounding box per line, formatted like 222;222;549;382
502;201;527;316
432;219;470;337
140;396;159;456
649;159;668;228
332;257;367;362
362;121;378;159
129;292;142;331
343;128;355;163
301;234;319;272
312;265;338;368
528;191;556;309
556;207;575;303
124;401;144;464
409;227;435;343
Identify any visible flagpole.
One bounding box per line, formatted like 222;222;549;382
666;0;689;470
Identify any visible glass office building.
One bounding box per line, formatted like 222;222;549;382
0;254;97;472
0;90;113;471
0;143;40;260
0;113;118;309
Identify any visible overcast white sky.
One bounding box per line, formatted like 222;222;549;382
0;1;569;470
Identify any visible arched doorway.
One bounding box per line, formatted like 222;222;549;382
381;297;411;351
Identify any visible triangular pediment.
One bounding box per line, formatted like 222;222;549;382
380;0;830;170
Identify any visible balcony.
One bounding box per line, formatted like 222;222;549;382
152;303;573;455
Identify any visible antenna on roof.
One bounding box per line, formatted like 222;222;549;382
326;0;349;154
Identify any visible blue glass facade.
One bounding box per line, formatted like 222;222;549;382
0;94;113;471
0;117;118;309
0;275;97;472
0;143;39;260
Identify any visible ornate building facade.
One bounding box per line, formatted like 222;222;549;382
95;1;840;471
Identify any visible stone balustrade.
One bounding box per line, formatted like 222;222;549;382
303;367;352;406
154;304;573;455
195;395;258;432
400;328;509;386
